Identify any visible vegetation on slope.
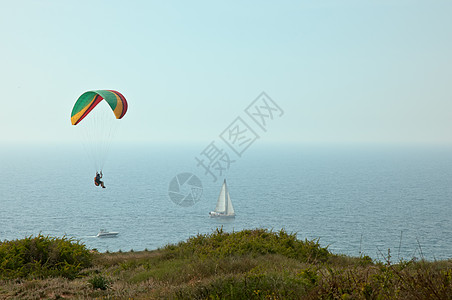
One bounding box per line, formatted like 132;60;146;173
0;234;92;280
0;229;451;299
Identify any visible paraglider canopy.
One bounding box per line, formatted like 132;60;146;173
71;90;128;125
71;90;128;172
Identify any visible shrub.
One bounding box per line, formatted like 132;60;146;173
0;234;92;279
88;274;111;290
164;228;330;263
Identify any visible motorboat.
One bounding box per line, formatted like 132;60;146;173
96;229;119;238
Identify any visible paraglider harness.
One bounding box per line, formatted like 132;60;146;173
94;171;102;186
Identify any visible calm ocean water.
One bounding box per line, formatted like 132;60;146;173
1;143;451;261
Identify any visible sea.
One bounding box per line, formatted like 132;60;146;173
1;142;451;262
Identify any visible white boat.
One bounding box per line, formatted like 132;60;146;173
96;229;119;238
209;179;235;218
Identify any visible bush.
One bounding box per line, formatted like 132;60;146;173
164;228;330;263
88;274;111;290
0;234;92;279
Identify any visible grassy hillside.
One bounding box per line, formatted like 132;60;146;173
0;229;451;299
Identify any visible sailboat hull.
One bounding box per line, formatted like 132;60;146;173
209;211;235;218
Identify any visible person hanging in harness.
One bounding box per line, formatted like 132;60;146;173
94;171;106;188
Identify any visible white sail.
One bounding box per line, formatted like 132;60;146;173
215;181;227;213
226;190;234;215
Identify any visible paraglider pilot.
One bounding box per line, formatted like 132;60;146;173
94;171;106;188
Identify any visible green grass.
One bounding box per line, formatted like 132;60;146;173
0;229;451;299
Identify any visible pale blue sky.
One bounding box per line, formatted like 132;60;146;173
1;0;451;145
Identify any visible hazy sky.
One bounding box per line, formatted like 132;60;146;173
1;0;451;145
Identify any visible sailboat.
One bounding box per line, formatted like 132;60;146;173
209;179;235;218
